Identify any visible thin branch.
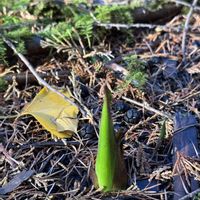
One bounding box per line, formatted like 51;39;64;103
181;0;198;62
2;37;88;117
88;2;197;34
89;7;163;30
122;96;172;119
173;0;200;11
179;188;200;200
95;22;161;29
95;21;200;33
98;0;129;5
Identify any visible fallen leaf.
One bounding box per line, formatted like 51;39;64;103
21;87;79;138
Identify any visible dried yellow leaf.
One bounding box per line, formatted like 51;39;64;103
21;87;79;138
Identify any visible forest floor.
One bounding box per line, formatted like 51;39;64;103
0;1;200;200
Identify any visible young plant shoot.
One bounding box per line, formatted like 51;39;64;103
95;85;127;192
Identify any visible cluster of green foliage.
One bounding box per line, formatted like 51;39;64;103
0;0;142;63
0;0;148;91
95;5;133;24
0;0;31;11
0;0;34;64
123;55;147;88
0;39;7;65
40;7;94;48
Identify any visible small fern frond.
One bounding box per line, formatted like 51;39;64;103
6;27;32;39
74;14;94;46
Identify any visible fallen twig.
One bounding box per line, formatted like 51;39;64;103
122;96;172;119
95;22;160;29
4;71;70;85
181;0;198;62
16;140;96;150
179;186;200;200
173;0;200;11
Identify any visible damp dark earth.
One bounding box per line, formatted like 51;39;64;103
0;1;200;200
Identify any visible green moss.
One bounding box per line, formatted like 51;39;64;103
0;27;33;65
0;77;7;92
0;16;22;25
0;39;8;65
6;27;32;39
0;1;34;61
95;5;133;24
33;1;62;19
0;0;31;11
11;0;31;11
5;27;33;54
123;55;147;88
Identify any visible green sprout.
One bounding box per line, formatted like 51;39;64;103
95;85;127;192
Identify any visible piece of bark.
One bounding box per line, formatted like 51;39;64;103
173;112;199;200
0;169;34;195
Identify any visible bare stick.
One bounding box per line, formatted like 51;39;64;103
89;9;163;30
173;0;200;11
88;2;188;33
181;0;198;62
122;96;172;119
2;37;88;116
179;186;200;200
95;22;161;29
